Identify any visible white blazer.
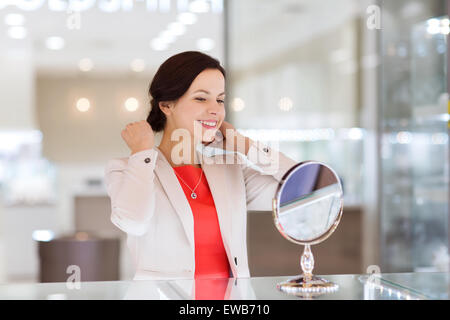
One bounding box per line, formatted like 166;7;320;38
104;138;297;281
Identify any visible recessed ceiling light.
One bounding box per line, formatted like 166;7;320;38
125;97;139;112
7;26;27;39
32;230;54;242
231;98;245;112
130;59;146;72
78;58;94;72
168;22;186;36
178;12;197;25
278;97;293;111
151;38;168;51
159;30;176;44
196;38;215;51
5;13;25;26
46;36;65;50
76;98;90;112
189;0;210;13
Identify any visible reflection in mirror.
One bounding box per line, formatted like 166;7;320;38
278;163;342;242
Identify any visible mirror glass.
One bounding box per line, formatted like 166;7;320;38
277;162;343;243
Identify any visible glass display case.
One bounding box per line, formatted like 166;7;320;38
0;131;57;207
380;0;448;272
409;16;448;272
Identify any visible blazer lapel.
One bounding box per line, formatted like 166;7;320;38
201;158;232;253
153;147;195;255
201;149;240;272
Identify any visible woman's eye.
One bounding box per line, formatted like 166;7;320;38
217;100;225;104
195;97;206;101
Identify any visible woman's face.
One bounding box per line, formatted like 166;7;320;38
164;68;226;144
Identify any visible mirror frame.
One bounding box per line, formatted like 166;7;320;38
272;160;344;246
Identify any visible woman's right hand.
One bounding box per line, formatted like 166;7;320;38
121;120;155;155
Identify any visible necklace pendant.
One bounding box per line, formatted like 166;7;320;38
191;192;197;199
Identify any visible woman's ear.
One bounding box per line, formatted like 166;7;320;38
159;101;173;116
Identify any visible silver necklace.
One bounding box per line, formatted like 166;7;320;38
174;167;203;199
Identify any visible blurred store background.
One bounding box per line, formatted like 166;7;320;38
0;0;447;283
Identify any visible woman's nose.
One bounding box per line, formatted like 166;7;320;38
208;103;221;113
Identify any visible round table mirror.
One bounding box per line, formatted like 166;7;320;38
272;161;344;297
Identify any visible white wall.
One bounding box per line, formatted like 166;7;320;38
0;44;36;130
36;74;151;163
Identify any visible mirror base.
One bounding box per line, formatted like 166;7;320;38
277;275;339;297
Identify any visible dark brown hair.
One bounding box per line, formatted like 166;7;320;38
147;51;226;132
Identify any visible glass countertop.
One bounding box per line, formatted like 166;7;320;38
0;273;447;300
375;272;449;300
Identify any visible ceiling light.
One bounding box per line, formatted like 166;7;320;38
70;0;96;12
427;18;440;28
130;59;146;72
159;30;176;43
347;128;363;140
32;230;54;242
76;98;90;112
78;58;94;72
45;36;65;50
7;26;27;39
4;13;25;26
196;38;215;51
396;131;412;144
14;0;46;11
151;38;168;51
189;0;210;13
278;97;293;111
125;97;139;112
48;0;68;11
427;25;440;34
178;12;197;24
168;22;186;36
231;98;245;112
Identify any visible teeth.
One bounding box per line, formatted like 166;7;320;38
199;120;217;127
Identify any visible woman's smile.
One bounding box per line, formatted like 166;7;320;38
197;120;218;129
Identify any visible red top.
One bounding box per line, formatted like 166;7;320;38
173;165;230;300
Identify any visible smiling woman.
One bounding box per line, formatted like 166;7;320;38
104;50;299;286
147;51;225;133
146;51;229;168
